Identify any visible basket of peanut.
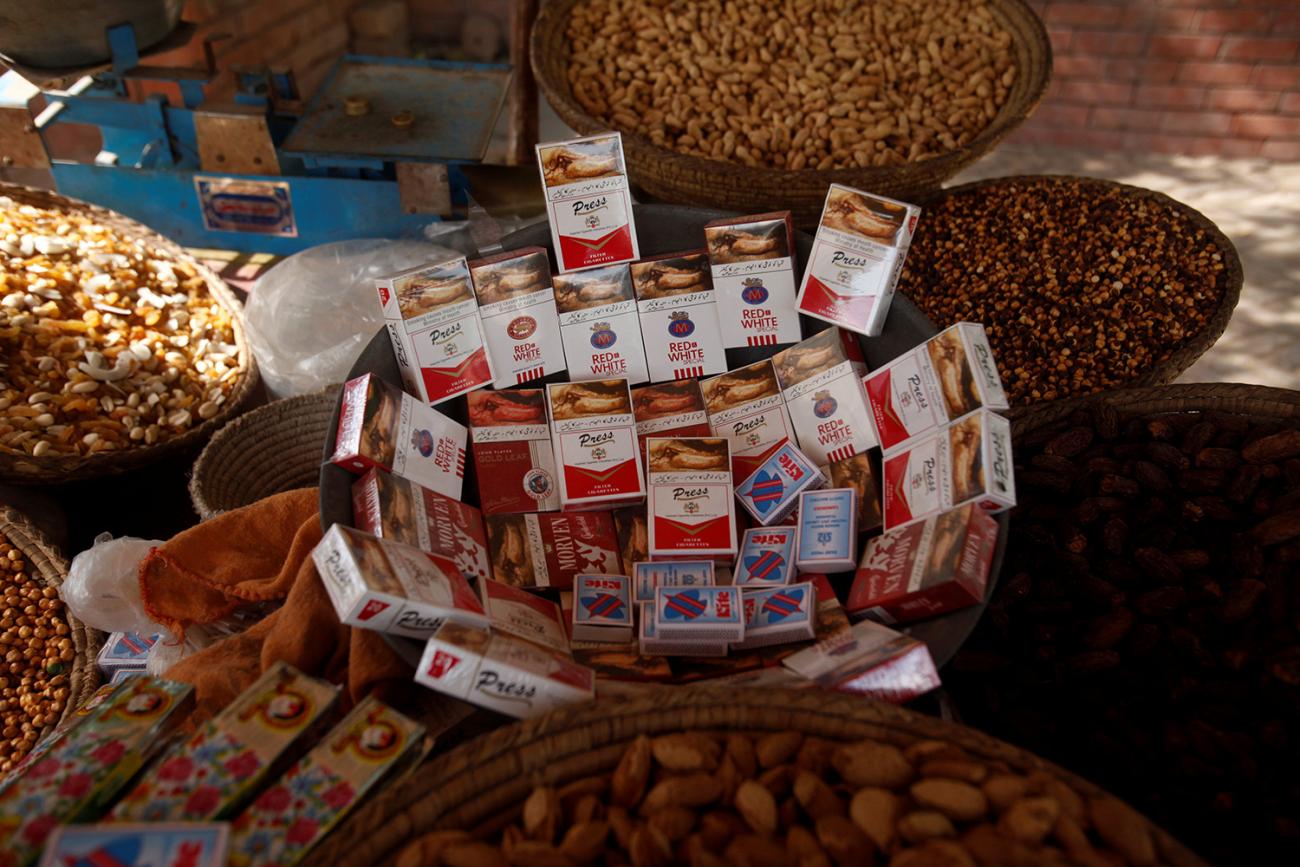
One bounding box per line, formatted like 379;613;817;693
324;687;1208;867
0;183;259;482
532;0;1052;225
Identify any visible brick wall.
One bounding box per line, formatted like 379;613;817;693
1009;0;1300;160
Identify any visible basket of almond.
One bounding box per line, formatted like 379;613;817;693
324;687;1208;867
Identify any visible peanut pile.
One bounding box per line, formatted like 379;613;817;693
565;0;1016;170
397;730;1172;866
0;196;242;459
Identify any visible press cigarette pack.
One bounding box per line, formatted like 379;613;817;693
783;619;941;704
352;467;490;585
632;380;710;468
416;622;596;719
848;504;998;625
312;525;489;640
546;378;646;509
734;527;797;587
796;184;922;337
467;389;561;514
484;512;621;590
701;359;797;486
645;436;736;559
572;574;633;643
703;211;802;349
773;328;878;465
228;696;425;867
735;582;817;650
734;441;826;526
111;663;338;822
479;578;570;655
882;409;1016;531
864;322;1008;452
638;603;728;657
468;247;567;388
0;676;193;866
796;488;858;573
553;264;649;385
332;373;468;500
827;452;884;532
375;257;494;405
96;631;158;675
40;824;229;867
633;560;715;604
614;506;649;575
536;132;639;272
653;585;744;643
631;250;728;382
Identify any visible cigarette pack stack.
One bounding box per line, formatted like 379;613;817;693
631;251;727;382
631;380;711;468
572;574;633;643
734;441;826;526
773;328;878;466
633;561;715;603
536;133;639;272
645;437;736;559
467;389;561;514
783;619;941;704
701;359;796;486
796;488;859;573
468;247;567;388
553;265;649;385
704;212;802;349
484;512;621;590
733;527;798;587
479;579;571;655
546;379;646;510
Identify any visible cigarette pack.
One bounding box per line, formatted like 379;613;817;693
227;696;425;867
796;488;858;573
484;512;621;590
614;506;648;576
704;212;802;349
112;664;338;822
645;437;736;559
96;632;158;674
631;250;727;381
638;604;728;657
0;676;193;865
734;527;797;587
735;582;817;650
734;441;826;526
864;322;1008;452
546;379;646;509
848;504;998;625
331;373;468;500
572;574;633;643
827;452;884;532
796;184;922;337
783;620;941;704
479;579;570;655
416;622;596;719
773;328;878;465
653;585;744;643
553;264;649;385
632;380;710;468
40;824;228;867
375;257;494;405
882;409;1016;531
468;247;567;388
467;389;561;514
701;360;797;486
312;525;489;640
633;560;715;603
536;132;639;272
352;467;490;585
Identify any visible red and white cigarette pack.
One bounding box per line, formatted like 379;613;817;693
782;619;941;704
864;322;1009;452
773;328;877;466
484;512;621;590
468;247;567;388
553;264;650;385
631;380;710;467
848;504;998;625
630;250;727;381
700;359;796;486
331;373;467;500
882;409;1016;531
478;578;570;655
375;257;494;405
536;132;639;273
645;437;737;559
546;379;646;509
704;212;802;349
467;389;561;514
827;452;884;532
796;184;922;337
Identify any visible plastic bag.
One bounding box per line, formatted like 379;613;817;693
61;534;164;636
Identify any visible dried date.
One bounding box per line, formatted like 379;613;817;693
1134;547;1181;583
1100;474;1140;498
1243;430;1300;464
1045;427;1094;458
1182;421;1218;455
1254;508;1300;546
1196;447;1240;470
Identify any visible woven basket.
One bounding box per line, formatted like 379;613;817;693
189;386;339;520
0;183;259;483
323;687;1208;867
531;0;1053;225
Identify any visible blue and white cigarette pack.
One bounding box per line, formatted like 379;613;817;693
796;488;859;572
653;585;744;643
735;582;817;650
572;574;633;643
633;560;715;603
638;604;728;657
39;822;229;867
734;441;826;526
734;527;798;587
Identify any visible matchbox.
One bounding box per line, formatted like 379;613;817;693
734;441;826;526
572;574;633;643
701;359;796;486
536;132;639;272
468;246;567;388
638;603;728;657
735;582;817;650
546;378;646;509
796;488;859;573
733;527;798;587
631;250;727;382
633;560;715;604
645;437;737;559
653;586;744;644
704;211;801;349
773;328;878;465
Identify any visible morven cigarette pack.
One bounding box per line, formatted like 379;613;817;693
701;359;796;486
553;264;649;386
773;328;878;466
484;512;621;590
467;389;561;514
536;132;639;273
631;250;728;382
468;247;567;388
645;437;737;559
546;379;646;509
704;211;802;349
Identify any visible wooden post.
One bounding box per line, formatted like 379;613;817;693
507;0;539;165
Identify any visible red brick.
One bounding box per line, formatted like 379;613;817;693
1275;11;1300;35
1054;54;1109;78
1089;106;1151;130
1281;93;1300;115
1134;84;1205;109
1029;104;1092;127
1045;3;1125;28
1154;8;1201;31
1178;61;1256;86
1161;111;1234;136
1219;139;1263;159
1261;140;1300;161
1073;31;1148;56
1254;66;1300;89
1148;35;1222;59
1206;88;1280;112
1068;129;1128;150
1220;37;1299;62
1198;9;1274;33
1107;60;1180;83
1233;113;1300;139
1059;80;1135;106
1046;27;1074;52
1121;6;1155;29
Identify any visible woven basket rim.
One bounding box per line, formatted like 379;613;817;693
0;182;260;483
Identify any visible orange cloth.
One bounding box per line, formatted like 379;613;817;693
140;488;408;722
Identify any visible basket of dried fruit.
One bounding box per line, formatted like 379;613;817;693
949;383;1300;866
532;0;1052;225
323;687;1207;867
899;175;1243;407
0;183;259;482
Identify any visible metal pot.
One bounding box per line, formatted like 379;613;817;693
0;0;183;69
